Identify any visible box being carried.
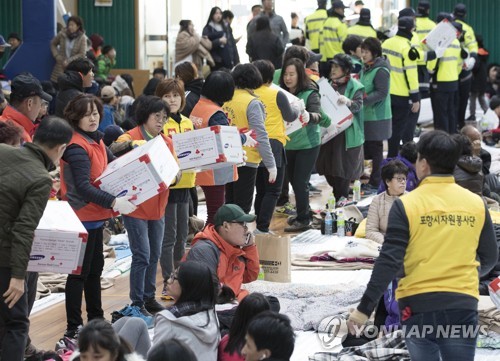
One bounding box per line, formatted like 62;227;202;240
28;201;88;275
95;135;179;205
422;19;458;51
270;83;303;135
172;126;244;171
317;78;353;144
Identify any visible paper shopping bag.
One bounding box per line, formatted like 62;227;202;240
255;234;291;283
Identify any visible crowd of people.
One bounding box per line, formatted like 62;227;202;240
0;1;499;361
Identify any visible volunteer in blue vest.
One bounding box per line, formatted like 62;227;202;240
279;58;331;232
348;130;498;361
252;59;301;234
223;63;275;214
60;94;137;340
382;16;420;158
319;1;348;77
304;0;328;54
347;8;377;40
155;79;196;298
190;71;249;225
316;54;365;205
359;37;392;191
113;95;177;317
427;16;463;134
453;3;479;129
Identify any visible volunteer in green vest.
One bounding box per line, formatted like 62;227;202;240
223;63;276;214
319;1;348;77
253;59;301;234
280;58;331;232
316;54;364;205
359;37;392;191
304;0;328;53
347;8;376;40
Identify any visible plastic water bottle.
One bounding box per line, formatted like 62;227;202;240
337;208;345;237
327;193;336;210
324;204;333;236
258;265;265;280
353;180;361;202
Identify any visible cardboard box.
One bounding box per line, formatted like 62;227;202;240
95;135;179;205
172;126;244;171
28;201;88;275
317;78;354;144
270;83;303;135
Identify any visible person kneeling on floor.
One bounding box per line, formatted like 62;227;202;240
184;204;259;301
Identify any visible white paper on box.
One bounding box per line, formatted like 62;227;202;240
95;136;179;205
317;77;354;144
422;19;458;51
172;126;243;171
28;201;88;275
269;84;304;135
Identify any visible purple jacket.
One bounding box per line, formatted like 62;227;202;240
383;279;400;328
377;156;418;194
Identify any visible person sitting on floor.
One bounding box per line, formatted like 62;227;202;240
153;261;219;361
147;339;197;361
377;141;418;193
184;204;259;301
452;133;484;196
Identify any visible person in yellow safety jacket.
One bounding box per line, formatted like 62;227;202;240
222;63;276;215
304;0;328;53
155;79;197;293
397;7;436;144
347;8;376;39
415;1;436;98
382;16;420;158
453;3;479;129
252;59;301;234
318;0;348;77
427;22;463;134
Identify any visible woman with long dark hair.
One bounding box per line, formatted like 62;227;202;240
203;7;233;70
153;261;219;361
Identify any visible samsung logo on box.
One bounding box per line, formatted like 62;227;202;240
30;255;45;261
178;151;191;158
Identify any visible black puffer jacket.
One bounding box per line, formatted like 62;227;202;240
182;78;204;117
453;155;484;195
56;70;84;117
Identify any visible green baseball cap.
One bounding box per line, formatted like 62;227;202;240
214;204;256;227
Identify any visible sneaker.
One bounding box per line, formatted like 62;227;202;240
25;343;45;359
336;197;349;208
275;202;297;216
287;215;297;225
129;305;154;328
144;298;165;314
284;220;311;233
308;184;322;195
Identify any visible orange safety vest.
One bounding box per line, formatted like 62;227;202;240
60;131;114;222
0;105;35;143
189;98;238;186
124;126;173;220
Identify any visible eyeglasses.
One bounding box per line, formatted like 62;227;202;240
229;221;248;229
154;112;168;123
392;177;407;183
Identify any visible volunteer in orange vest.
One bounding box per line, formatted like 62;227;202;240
185;204;259;301
252;59;301;234
155;79;197;297
189;71;249;225
113;95;177;318
223;63;276;214
59;94;137;340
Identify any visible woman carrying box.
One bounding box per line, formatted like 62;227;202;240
59;94;137;341
112;95;177;318
155;79;196;298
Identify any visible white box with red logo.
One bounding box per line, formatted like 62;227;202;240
28;201;88;275
95;135;179;205
172;125;244;171
489;276;500;310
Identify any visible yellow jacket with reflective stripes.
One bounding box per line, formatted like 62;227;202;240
347;24;377;39
319;16;347;61
427;39;462;83
305;9;328;50
415;17;436;42
456;19;478;55
382;35;420;99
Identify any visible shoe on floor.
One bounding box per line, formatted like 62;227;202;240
308;184;322;195
287;215;297;225
25;343;45;359
144;298;165;313
275;202;297;216
284;220;311;232
253;228;275;235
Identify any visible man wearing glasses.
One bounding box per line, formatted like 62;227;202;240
185;204;259;301
348;130;498;360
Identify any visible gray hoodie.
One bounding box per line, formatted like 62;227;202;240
152;309;220;361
